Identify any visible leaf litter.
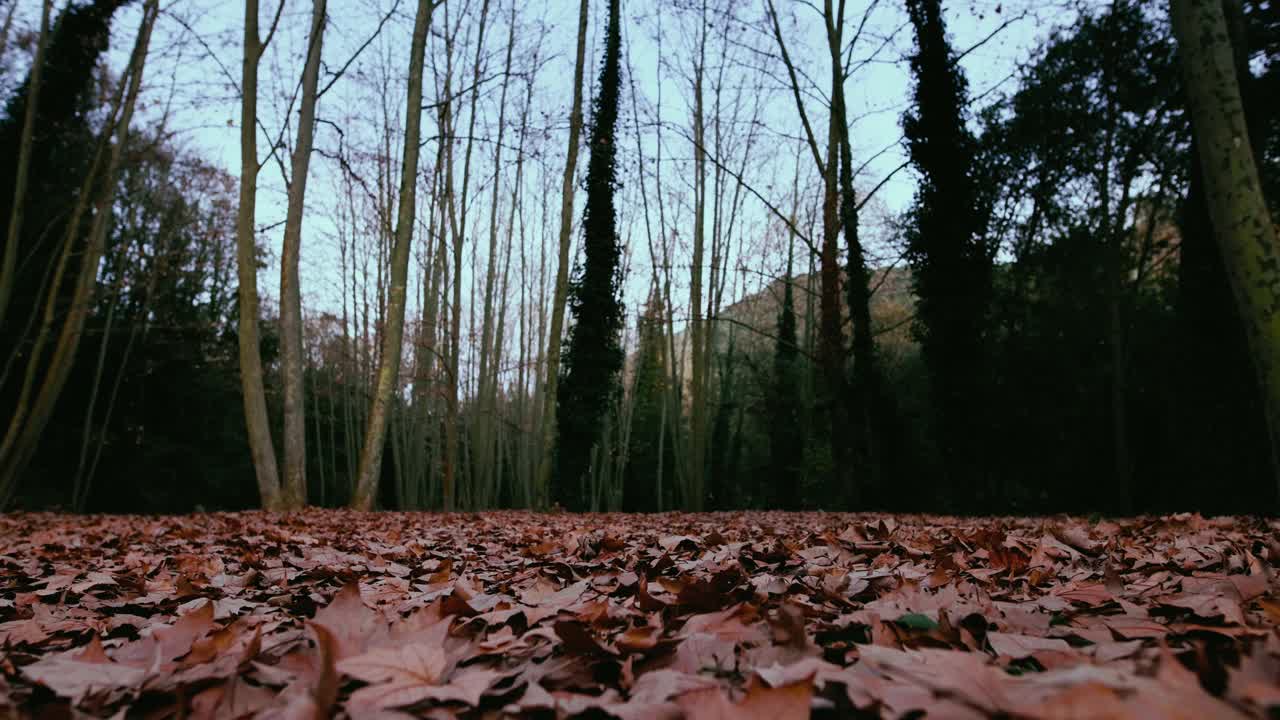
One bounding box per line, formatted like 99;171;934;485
0;510;1278;717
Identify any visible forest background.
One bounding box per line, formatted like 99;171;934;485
0;0;1275;517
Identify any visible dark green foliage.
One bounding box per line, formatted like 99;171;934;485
975;0;1275;513
0;0;131;207
709;332;742;510
769;246;804;510
840;119;884;508
14;138;260;512
622;290;670;512
976;2;1188;513
554;0;626;510
0;0;132;396
902;0;993;511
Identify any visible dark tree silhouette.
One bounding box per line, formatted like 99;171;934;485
622;289;670;512
769;241;804;510
554;0;625;510
902;0;993;511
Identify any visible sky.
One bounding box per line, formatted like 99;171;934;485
1;0;1089;351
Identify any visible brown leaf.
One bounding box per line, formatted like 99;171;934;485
337;643;448;686
986;631;1072;659
676;679;812;720
190;676;276;720
346;667;500;711
21;654;146;702
312;581;386;660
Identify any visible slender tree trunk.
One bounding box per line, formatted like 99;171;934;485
440;0;491;511
535;0;590;509
350;0;436;509
0;0;51;327
0;0;19;64
311;355;324;505
503;45;537;506
687;0;708;511
475;2;515;507
829;0;880;504
278;0;327;509
1171;0;1280;501
236;0;285;509
766;0;851;505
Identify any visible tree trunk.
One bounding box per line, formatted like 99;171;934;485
236;0;284;510
350;0;436;510
0;0;20;64
766;0;851;507
475;0;515;508
1171;0;1280;502
535;0;590;509
0;0;51;327
278;0;327;509
687;0;708;511
829;3;881;505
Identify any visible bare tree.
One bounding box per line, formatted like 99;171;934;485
278;0;329;508
535;0;590;509
687;0;708;511
473;0;518;508
350;0;437;510
765;0;853;502
236;0;287;509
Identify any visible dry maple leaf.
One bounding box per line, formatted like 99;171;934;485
337;643;449;686
346;666;502;712
311;581;387;660
986;631;1072;659
676;678;813;720
21;654;146;704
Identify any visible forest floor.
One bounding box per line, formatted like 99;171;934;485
0;511;1278;718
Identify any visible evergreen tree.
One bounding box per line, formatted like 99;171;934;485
622;289;669;512
709;331;740;509
555;0;625;510
902;0;993;511
769;241;803;510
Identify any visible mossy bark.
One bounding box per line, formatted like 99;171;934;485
1171;0;1280;501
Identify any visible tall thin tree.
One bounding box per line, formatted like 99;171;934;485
902;0;993;511
764;0;855;505
535;0;590;509
350;0;438;510
0;0;51;327
236;0;287;509
278;0;328;508
554;0;625;509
